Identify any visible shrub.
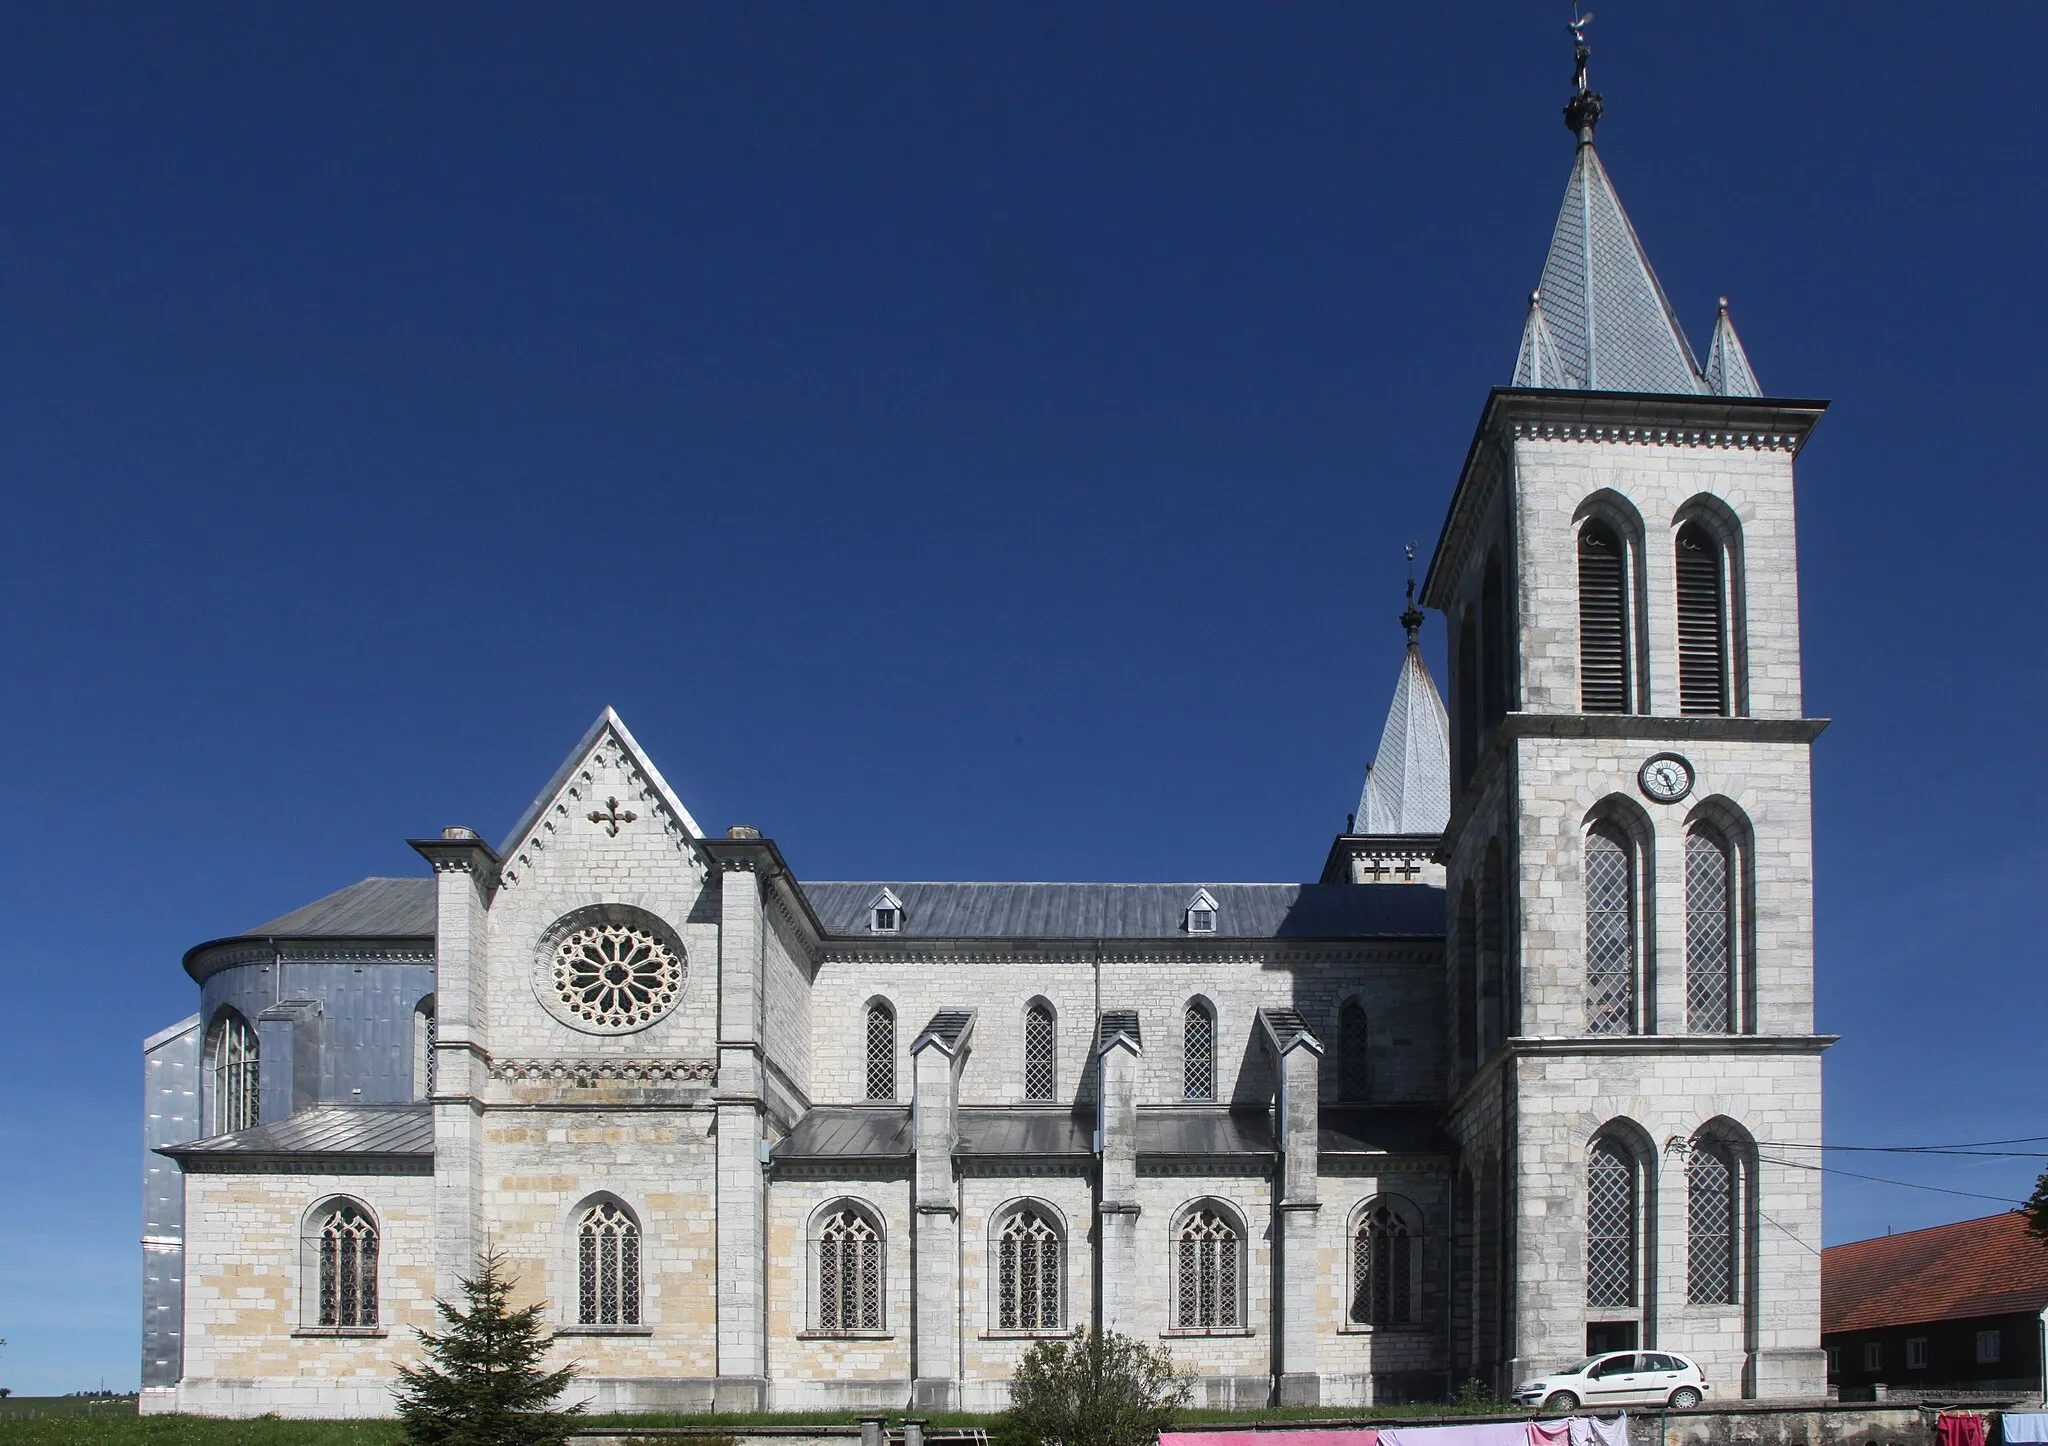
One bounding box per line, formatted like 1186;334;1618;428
392;1247;583;1446
1000;1328;1194;1446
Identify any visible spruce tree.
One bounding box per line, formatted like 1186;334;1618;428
393;1247;583;1446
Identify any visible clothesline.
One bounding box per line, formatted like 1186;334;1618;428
1161;1412;1630;1446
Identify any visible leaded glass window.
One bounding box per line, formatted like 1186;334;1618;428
1586;1141;1636;1308
1687;1142;1737;1305
1584;827;1636;1035
1350;1202;1412;1325
1183;1003;1215;1101
209;1010;259;1136
997;1207;1061;1330
1686;826;1734;1033
317;1203;378;1327
1023;1003;1056;1102
414;998;437;1100
1175;1207;1241;1329
1339;1002;1370;1101
817;1206;883;1332
865;1003;896;1101
578;1200;641;1326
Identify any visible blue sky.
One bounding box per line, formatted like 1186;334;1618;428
1;2;2044;1396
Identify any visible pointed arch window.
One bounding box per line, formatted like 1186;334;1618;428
1676;522;1729;715
1578;520;1632;713
1456;885;1479;1071
413;996;437;1100
816;1203;884;1332
1338;1001;1370;1102
1023;1002;1056;1103
1584;825;1637;1035
1587;1139;1637;1308
1687;1141;1739;1305
1173;1205;1243;1330
577;1200;641;1326
1182;1001;1215;1102
206;1009;259;1136
865;1001;896;1101
1686;824;1735;1033
1350;1200;1416;1326
996;1206;1063;1331
308;1201;378;1328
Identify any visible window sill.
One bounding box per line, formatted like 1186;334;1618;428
1163;1327;1254;1338
798;1329;894;1341
982;1328;1078;1340
292;1327;387;1338
554;1325;653;1337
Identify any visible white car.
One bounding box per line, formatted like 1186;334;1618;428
1512;1350;1710;1411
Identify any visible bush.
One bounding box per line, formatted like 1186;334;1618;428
1000;1328;1194;1446
392;1247;583;1446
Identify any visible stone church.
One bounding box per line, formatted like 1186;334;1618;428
139;66;1832;1419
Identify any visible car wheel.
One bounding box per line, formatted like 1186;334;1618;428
1669;1388;1702;1409
1542;1392;1580;1413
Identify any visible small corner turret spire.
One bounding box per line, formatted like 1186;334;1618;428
1400;542;1424;648
1564;6;1604;142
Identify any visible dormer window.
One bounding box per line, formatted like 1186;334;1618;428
1184;889;1219;935
869;887;905;935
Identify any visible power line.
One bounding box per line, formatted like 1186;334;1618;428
1758;1209;1822;1259
1763;1135;2048;1154
1758;1154;2026;1206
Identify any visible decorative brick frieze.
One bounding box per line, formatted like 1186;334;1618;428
489;1056;716;1083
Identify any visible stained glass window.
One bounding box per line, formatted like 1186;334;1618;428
997;1208;1061;1330
317;1203;378;1328
1175;1207;1241;1329
578;1200;641;1326
817;1206;883;1332
1350;1202;1412;1325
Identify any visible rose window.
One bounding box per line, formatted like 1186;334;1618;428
552;923;683;1030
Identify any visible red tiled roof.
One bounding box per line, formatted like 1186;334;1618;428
1823;1212;2048;1334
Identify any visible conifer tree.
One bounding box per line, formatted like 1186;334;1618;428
393;1247;583;1446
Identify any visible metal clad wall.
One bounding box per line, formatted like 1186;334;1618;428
142;1015;200;1390
201;958;436;1108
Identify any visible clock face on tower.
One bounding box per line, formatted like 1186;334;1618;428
1638;752;1695;804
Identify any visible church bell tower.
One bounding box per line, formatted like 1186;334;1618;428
1421;17;1831;1399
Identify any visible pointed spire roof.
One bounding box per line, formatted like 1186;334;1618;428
1703;297;1762;397
1528;139;1705;394
1354;583;1451;837
1513;291;1570;387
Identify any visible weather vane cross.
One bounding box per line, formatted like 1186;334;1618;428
1562;4;1604;137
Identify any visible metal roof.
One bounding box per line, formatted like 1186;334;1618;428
958;1110;1093;1158
1097;1010;1142;1053
774;1107;913;1161
770;1105;1279;1161
1356;643;1452;837
1703;300;1762;398
246;877;436;938
1258;1007;1319;1053
1137;1108;1274;1158
803;881;1444;941
913;1010;976;1054
160;1104;433;1161
1316;1106;1457;1156
1517;140;1706;395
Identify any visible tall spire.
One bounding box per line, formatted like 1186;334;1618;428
1510;11;1711;395
1355;552;1451;837
1703;297;1763;397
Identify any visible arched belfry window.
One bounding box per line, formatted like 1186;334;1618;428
1338;1001;1370;1102
1676;522;1729;715
1686;824;1735;1033
577;1199;641;1326
304;1199;378;1328
816;1202;884;1332
1183;1000;1215;1101
995;1205;1063;1331
1023;1001;1056;1102
1173;1203;1243;1330
1350;1199;1417;1326
1584;824;1638;1035
865;1001;896;1101
1687;1139;1739;1305
206;1009;259;1136
1586;1139;1638;1308
1578;519;1632;713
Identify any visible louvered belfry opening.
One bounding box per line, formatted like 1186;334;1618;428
1577;521;1630;713
1676;522;1729;714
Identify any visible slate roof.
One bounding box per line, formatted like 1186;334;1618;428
1356;644;1452;837
1822;1212;2048;1333
1516;139;1705;396
246;877;437;938
160;1104;433;1162
803;882;1444;941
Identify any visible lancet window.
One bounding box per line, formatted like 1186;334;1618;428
865;1001;896;1101
1686;824;1735;1033
1338;1001;1370;1102
1182;1001;1215;1102
1023;1002;1056;1102
1578;519;1633;713
1586;1139;1638;1309
1174;1205;1243;1330
577;1200;641;1326
1584;825;1637;1034
1676;522;1729;715
816;1205;884;1333
314;1201;378;1328
207;1009;260;1136
995;1206;1062;1331
1350;1201;1414;1326
1687;1140;1738;1305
